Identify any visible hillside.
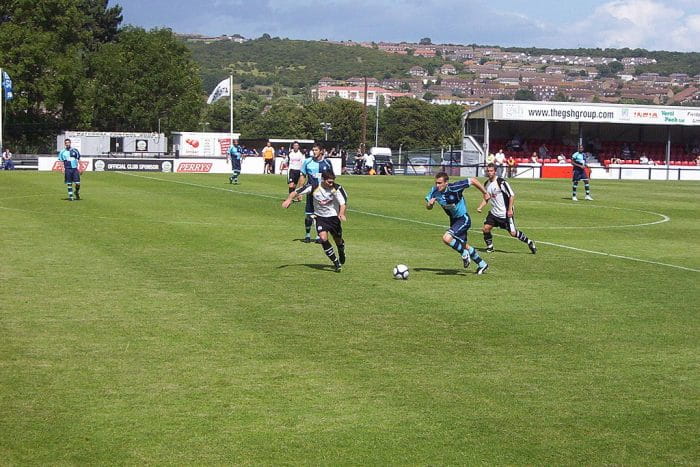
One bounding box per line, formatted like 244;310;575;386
186;37;442;92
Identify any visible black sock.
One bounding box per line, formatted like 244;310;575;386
75;183;80;195
304;216;313;236
516;231;530;244
484;231;493;247
321;241;338;263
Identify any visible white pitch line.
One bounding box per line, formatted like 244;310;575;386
119;173;698;273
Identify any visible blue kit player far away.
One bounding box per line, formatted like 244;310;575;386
571;144;593;201
299;143;334;243
227;139;244;184
58;138;81;201
426;172;491;274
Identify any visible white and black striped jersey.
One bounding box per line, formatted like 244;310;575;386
485;177;514;218
297;182;347;217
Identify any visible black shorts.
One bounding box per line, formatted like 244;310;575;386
573;167;588;181
288;169;301;185
484;211;517;232
315;216;342;237
64;167;81;184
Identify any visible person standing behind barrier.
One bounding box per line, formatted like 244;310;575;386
57;139;81;200
227;139;244;184
2;147;14;170
571;144;592;201
494;149;506;177
262;142;275;174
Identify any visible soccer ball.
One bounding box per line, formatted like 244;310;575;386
393;264;409;280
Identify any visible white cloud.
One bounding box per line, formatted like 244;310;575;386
572;0;700;51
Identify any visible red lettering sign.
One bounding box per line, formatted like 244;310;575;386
52;161;90;172
177;162;213;173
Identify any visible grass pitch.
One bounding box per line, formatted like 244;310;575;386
1;171;698;464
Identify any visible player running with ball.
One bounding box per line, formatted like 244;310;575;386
476;163;537;254
282;171;347;273
426;172;491;274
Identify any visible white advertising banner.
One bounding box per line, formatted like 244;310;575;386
172;132;242;157
493;101;700;126
39;157;94;172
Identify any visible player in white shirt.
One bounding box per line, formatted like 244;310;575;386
282;171;348;272
287;141;306;195
477;163;537;254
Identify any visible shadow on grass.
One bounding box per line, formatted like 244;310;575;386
413;267;468;276
277;263;336;272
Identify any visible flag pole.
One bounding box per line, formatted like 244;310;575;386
229;74;233;139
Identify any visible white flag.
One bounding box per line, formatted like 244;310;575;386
207;77;230;104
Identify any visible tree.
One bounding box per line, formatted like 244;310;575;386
381;97;438;149
514;89;536;100
419;37;432;45
0;0;124;149
422;91;437;101
307;97;364;147
89;27;203;132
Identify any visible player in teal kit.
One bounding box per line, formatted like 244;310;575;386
571;144;592;201
227;139;244;184
57;138;82;201
425;172;491;274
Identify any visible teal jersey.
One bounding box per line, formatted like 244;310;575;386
571;151;586;166
425;179;471;220
58;148;80;169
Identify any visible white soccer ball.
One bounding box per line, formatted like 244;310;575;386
393;264;409;280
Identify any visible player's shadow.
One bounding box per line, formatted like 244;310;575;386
292;238;320;243
277;263;336;272
413;267;468;276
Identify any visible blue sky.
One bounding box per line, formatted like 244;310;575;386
109;0;700;52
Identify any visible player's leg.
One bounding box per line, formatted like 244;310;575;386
583;177;592;200
303;196;314;242
456;220;488;273
483;213;496;252
507;217;536;254
64;170;74;200
73;170;81;200
331;230;345;265
317;218;341;271
572;178;579;201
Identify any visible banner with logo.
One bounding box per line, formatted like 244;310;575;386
493;101;700;126
92;159;173;172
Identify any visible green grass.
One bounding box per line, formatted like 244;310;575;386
1;172;698;464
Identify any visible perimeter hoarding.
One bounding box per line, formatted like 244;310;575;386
493;101;700;126
172;132;242;158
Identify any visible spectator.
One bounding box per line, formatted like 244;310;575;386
620;143;634;159
557;154;567;164
2;147;14;170
486;152;495;165
538;143;549;159
380;159;394;175
639;153;652;165
363;151;375;175
695;155;700;166
506;155;516;178
261;142;275;174
530;152;539;164
494;149;506;177
506;135;523;152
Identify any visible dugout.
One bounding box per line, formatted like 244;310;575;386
462;100;700;177
57;131;167;157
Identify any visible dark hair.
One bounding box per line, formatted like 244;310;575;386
486;163;496;169
435;171;449;181
64;138;71;143
321;171;335;180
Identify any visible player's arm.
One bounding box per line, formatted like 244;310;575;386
468;177;490;201
476;198;488;213
425;190;436;209
282;183;311;208
336;186;348;221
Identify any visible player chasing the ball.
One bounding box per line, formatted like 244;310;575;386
476;163;537;254
426;171;491;274
283;171;347;272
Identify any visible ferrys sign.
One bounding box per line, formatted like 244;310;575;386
176;162;213;173
51;160;90;173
